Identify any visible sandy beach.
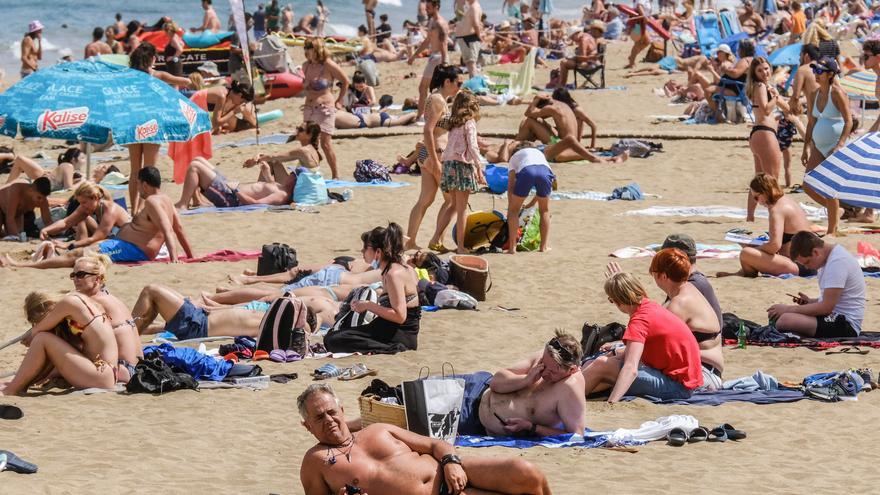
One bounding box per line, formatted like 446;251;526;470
1;42;879;494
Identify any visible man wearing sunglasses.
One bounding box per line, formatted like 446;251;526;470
455;330;586;438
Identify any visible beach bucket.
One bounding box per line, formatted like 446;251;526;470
448;255;492;301
359;394;407;428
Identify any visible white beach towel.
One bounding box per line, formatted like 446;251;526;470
622;204;827;220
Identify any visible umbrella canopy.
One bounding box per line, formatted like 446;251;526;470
0;59;210;145
767;42;802;67
804;132;880;209
840;70;877;102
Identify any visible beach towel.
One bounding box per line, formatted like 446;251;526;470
622;389;808;406
455;429;620;449
180;204;271;215
762;272;880;280
623;204;827;220
168;90;213;184
118;249;261;266
610;243;741;259
722;332;880;349
215;133;291;149
325;179;410;188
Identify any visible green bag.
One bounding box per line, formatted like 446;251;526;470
517;211;541;252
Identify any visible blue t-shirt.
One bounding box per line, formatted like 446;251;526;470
605;18;624;39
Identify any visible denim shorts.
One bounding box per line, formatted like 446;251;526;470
626;364;693;400
164;299;209;341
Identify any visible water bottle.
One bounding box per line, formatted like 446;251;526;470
19;232;27;242
737;321;747;349
342;188;353;202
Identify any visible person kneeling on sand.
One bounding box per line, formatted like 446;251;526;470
768;231;866;338
1;167;193;267
298;383;552;495
175;157;292;209
453;330;585;438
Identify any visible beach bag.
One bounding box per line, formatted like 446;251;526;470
125;357;199;395
451;210;506;250
256;295;309;355
357;58;380;87
449;255;492;301
484;164;509;194
255;34;295;73
581;322;626;358
402;364;466;444
293;169;329;204
517;211;541;252
331;286;379;332
257;243;298;276
354;159;391;183
644;40;666;63
434;289;478;310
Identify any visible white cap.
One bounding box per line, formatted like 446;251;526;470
716;44;734;56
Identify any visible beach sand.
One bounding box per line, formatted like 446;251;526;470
1;43;879;494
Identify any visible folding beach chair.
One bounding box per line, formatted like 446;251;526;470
711;79;754;123
573;43;606;89
718;9;742;38
694;12;724;55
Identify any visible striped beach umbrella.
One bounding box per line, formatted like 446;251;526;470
840;70;877;101
804;132;880;209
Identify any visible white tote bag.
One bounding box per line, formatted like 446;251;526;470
402;365;466;444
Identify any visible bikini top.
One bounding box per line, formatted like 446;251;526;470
66;294;109;336
307;63;330;92
813;88;844;121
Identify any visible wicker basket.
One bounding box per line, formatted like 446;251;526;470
358;394;407;428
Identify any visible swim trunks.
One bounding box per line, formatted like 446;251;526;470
457;35;481;64
164;298;209;341
423;53;443;79
97;237;150;263
202;172;240;208
454;371;493;436
513;164;555;198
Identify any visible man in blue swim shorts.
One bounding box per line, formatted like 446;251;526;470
505;143;555;254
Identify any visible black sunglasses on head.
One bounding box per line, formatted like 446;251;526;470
547;338;575;364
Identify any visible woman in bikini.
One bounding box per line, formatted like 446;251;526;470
37;181;131;249
4;147;85;191
246;122;323;195
325;222;422;354
718;173;818;278
1;288;119;395
128;42;193;212
745;56;783;222
405;64;460;251
335;72;419;129
213;81;257;134
302;38;348;179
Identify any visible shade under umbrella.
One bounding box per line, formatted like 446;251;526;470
804;132;880;209
0;59;210;145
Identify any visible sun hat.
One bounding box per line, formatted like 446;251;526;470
28;20;44;34
716;44;734;56
589;20;607;33
196;61;220;77
661;233;697;264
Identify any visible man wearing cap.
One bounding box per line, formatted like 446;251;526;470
454;330;585;438
557;21;604;88
661;233;723;326
196;61;221;79
21;20;43;79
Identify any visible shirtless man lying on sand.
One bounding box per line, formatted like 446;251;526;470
175;157;292;209
1;167;193;267
299;383;552;495
514;90;627;164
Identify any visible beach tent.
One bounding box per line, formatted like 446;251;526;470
804;132;880;209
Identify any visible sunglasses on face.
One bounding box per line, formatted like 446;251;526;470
70;271;98;279
812;67;830;75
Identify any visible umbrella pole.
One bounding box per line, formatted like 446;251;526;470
86;142;92;179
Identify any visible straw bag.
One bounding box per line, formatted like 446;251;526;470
449;255;491;301
359;394;407;428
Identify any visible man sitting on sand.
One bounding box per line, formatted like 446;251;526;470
660;233;723;325
0;177;52;239
1;167;194;267
175;157;292;209
298;383;552;495
768;231;866;338
514;90;626;163
455;331;585;438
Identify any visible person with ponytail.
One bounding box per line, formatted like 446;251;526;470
325;222;422;354
39;181;131;248
245;122;323;196
4;146;84;191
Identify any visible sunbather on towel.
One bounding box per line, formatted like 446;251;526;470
201;290;341;333
299;383;551;495
453;331;585;438
174;157;291;210
768;231;866;338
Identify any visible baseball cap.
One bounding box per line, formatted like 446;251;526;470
716;44;734;57
661;234;697;263
810;56;840;75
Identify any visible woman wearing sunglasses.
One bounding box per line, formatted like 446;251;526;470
717;173;817;278
802;56;852;237
745;56;783;222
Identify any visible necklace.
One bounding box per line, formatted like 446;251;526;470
324;433;356;465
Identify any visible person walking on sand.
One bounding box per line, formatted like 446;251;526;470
21;20;43;78
302;38;347;180
192;0;222;33
408;0;449;122
454;0;483;78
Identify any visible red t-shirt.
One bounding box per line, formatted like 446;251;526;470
623;299;703;390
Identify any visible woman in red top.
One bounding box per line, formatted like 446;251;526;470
582;271;703;402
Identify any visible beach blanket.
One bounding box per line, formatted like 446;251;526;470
723;332;880;349
455;430;619;449
214;134;290;149
119;249;260;266
325;180;410;188
622;389;808;406
623;204;827;220
762;272;880;280
180;204;271;215
611;243;741;259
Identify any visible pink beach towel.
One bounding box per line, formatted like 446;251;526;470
168;90;213;184
118;249;260;266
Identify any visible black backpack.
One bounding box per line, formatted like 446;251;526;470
257;243;298;276
256;295;309;354
125;357;199;395
581;322;627;358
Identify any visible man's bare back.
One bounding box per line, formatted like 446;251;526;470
117;194;178;258
204;7;221;32
544;102;578;138
85;41;112;58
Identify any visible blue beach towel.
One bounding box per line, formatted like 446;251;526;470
325;179;410;188
621;389;807;406
455;429;640;449
180;204;270;215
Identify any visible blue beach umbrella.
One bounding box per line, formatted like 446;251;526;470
0;59;210;146
767;42;802;67
804;132;880;209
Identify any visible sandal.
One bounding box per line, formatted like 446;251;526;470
688;426;709;443
338;363;378;381
0;405;23;421
718;423;746;441
312;364;343;380
428;243;450;254
666;427;688;447
707;426;728;442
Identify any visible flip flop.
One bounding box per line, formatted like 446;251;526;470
270;373;299;384
688;427;709;443
338;363;378;381
222;353;240;363
252;350;271;361
719;423;746;441
285;350;303;362
707;426;728;442
269;349;287;363
0;449;38;474
0;405;23;421
428;242;450;254
666;427;688;447
312;364;342;380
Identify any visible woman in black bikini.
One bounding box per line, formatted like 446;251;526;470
745;56;784;222
324;223;422;354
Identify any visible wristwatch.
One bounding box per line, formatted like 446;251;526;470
67;242;76;251
440;454;462;468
